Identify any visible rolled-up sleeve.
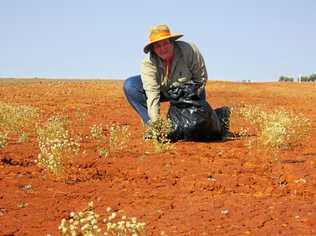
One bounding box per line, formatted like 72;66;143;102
140;57;161;122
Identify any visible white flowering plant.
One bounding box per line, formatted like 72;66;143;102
58;201;146;236
239;105;311;149
37;116;80;176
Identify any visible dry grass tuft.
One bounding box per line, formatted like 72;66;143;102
0;102;39;148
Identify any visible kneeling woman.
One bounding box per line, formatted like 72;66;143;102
123;24;230;140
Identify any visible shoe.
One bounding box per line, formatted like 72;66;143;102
215;106;231;140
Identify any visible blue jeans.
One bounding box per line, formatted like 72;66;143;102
123;75;206;124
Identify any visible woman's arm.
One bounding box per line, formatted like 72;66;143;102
140;57;161;122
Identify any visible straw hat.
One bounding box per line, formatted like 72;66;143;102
144;24;183;53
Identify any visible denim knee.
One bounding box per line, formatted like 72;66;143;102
123;77;134;96
123;75;143;96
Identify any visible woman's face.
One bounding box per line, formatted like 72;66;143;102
152;39;174;61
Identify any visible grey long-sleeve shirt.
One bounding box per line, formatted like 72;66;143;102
140;40;208;122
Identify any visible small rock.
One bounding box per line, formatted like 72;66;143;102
21;184;32;191
221;209;229;215
294;178;306;184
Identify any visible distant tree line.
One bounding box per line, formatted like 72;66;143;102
279;76;294;82
300;74;316;82
279;74;316;82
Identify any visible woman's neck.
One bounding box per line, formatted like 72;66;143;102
163;54;173;66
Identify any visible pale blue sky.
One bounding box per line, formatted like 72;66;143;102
1;0;315;81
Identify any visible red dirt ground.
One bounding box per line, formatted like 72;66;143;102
0;79;315;235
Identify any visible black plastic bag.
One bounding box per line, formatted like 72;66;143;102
166;81;222;141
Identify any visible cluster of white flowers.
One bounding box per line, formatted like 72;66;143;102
59;202;101;236
260;109;311;148
90;124;105;142
145;118;173;153
37;116;80;175
239;105;267;130
236;127;250;138
239;105;311;149
104;207;146;236
58;202;146;236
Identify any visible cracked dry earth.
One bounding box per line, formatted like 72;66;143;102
0;79;315;235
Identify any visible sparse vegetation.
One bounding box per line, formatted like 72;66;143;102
0;132;8;149
90;124;106;143
90;124;108;157
58;201;146;236
17;132;29;143
239;105;311;149
109;124;131;151
37;116;80;176
90;123;131;156
1;80;315;235
145;118;173;153
235;127;250;139
75;108;87;126
98;147;109;158
0;102;39;146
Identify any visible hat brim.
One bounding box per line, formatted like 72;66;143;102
144;34;183;53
